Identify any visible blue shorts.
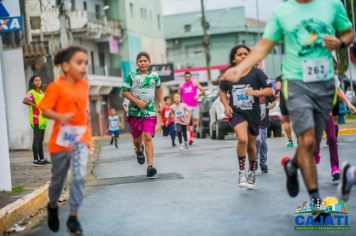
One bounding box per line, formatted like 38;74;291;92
109;130;120;138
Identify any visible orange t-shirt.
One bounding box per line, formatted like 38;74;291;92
38;76;92;153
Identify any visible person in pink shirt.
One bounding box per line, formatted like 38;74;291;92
179;71;205;145
170;93;191;150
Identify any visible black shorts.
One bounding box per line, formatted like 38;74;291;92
229;113;260;136
332;102;339;117
279;94;289;116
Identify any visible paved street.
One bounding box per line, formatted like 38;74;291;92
28;134;356;236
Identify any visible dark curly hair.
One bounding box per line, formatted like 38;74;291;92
53;46;88;66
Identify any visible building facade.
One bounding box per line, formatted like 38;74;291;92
24;0;123;136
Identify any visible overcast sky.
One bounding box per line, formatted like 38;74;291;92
161;0;283;21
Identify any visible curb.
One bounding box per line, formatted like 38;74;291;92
339;128;356;135
0;184;49;234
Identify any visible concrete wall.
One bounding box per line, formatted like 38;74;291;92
3;49;32;149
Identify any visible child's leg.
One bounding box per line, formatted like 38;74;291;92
49;152;71;207
260;127;268;166
177;131;182;144
234;121;248;170
38;128;45;160
142;132;154;166
247;133;257;171
133;135;143;152
182;125;188;142
326;115;339;173
256;129;262;163
314;145;321;164
69;142;89;216
169;123;176;145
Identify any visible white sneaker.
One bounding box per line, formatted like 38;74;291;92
238;170;248;187
179;144;184;151
247;170;256;189
184;142;188;150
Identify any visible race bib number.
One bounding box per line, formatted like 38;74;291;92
165;110;171;118
302;58;328;83
233;88;254;110
176;110;184;118
56;125;86;147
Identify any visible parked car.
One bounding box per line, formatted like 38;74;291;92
196;90;218;138
267;101;282;138
209;96;233;140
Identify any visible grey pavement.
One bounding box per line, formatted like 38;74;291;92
28;134;356;236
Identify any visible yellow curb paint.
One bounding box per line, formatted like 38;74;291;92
0;184;49;234
323;128;356;138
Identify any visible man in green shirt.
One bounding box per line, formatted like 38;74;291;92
220;0;353;206
122;52;162;177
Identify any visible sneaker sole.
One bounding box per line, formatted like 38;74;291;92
281;156;299;197
338;162;351;202
238;182;248;188
247;183;256;189
147;169;157;178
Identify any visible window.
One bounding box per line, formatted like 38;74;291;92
83;1;87;11
184;24;191;32
129;3;134;18
157;14;161;30
30;16;41;30
186;44;204;58
95;4;101;20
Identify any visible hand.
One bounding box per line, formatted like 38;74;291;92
245;89;258;97
323;35;342;50
136;100;146;109
219;67;242;83
58;113;74;124
194;95;199;101
347;104;356;114
267;102;276;110
224;106;233;118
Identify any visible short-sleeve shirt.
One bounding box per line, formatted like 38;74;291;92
170;103;190;125
108;115;120;131
121;69;161;117
263;0;352;81
38;76;92;153
161;105;174;125
220;67;270;125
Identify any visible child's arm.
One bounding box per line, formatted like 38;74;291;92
122;91;146;109
155;87;163;113
23;94;37;108
42;109;73;123
338;89;356;113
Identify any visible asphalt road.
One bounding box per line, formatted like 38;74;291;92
28;134;356;236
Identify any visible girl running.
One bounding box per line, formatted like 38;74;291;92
23;75;49;166
170;93;191;150
220;45;273;189
38;46;91;234
122;52;162;177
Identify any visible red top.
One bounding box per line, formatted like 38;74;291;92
161;106;174;125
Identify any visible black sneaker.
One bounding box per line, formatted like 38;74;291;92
339;162;353;201
67;216;83;235
281;156;299;197
147;166;157;177
47;204;60;232
260;164;269;173
136;151;145;165
33;160;45;166
40;159;52;165
332;172;340;182
172;143;176;147
110;139;113;145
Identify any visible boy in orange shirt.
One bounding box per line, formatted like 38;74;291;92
38;46;91;235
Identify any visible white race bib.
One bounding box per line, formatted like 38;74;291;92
56;124;86;147
165;110;171;118
302;57;329;83
232;88;254;110
176;110;184;118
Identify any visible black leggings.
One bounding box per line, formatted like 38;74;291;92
33;125;45;161
176;124;187;144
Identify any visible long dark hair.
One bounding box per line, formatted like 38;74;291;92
28;74;43;91
219;45;251;77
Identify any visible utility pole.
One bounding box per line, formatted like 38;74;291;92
57;0;69;47
200;0;212;88
0;36;12;191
